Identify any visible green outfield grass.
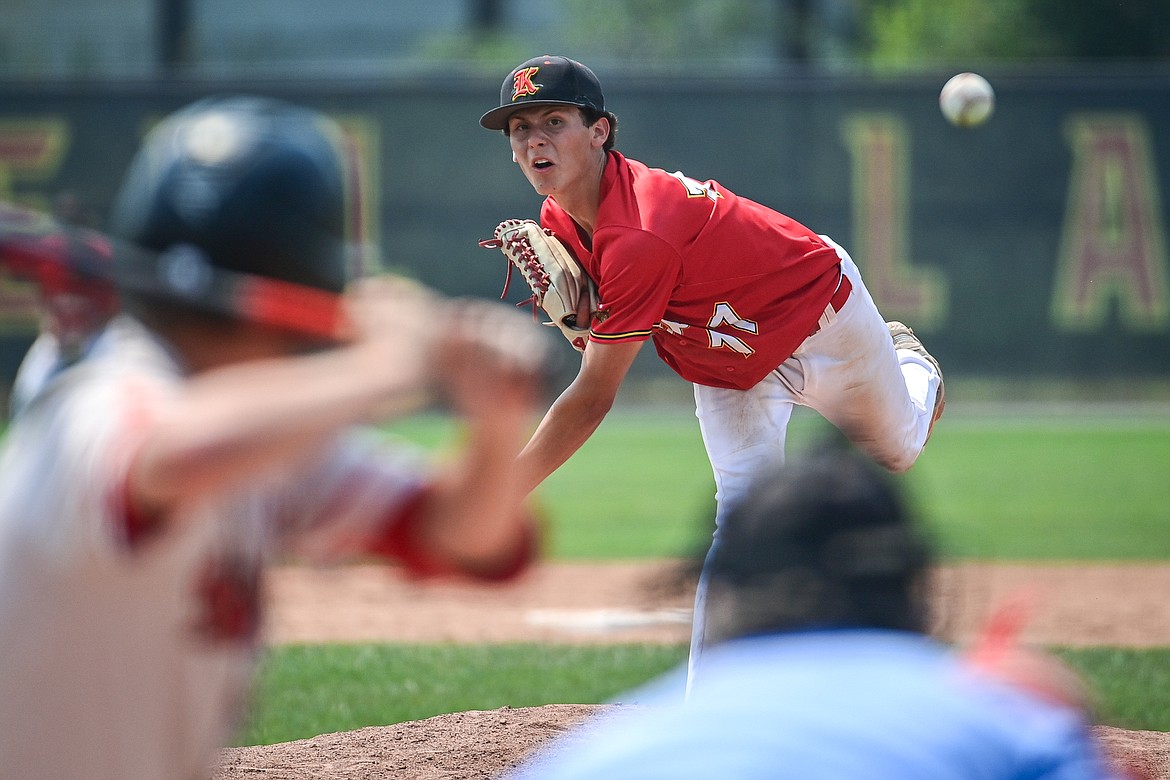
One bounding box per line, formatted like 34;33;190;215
237;643;1170;745
387;406;1170;561
910;416;1170;560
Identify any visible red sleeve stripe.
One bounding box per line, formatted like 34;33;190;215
116;469;165;549
590;329;653;341
366;487;540;581
365;487;457;578
109;383;166;551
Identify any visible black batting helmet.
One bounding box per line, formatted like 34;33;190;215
110;95;352;341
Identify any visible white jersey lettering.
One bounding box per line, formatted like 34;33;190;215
708;302;758;356
669;171;722;203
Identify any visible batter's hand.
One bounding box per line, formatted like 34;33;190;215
345;275;440;377
432;298;553;422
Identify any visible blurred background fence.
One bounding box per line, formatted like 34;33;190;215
2;0;1168;393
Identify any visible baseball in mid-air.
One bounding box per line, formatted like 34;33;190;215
939;72;995;128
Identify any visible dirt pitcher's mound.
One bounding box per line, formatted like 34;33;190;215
213;705;1169;780
213;704;604;780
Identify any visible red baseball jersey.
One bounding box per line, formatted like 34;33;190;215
540;151;843;390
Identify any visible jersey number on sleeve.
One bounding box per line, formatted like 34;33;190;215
669;171;722;203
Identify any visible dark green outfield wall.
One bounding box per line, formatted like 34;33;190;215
1;71;1168;383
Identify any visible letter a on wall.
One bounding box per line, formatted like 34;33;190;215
1053;114;1170;332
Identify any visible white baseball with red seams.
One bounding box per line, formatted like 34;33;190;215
940;72;996;128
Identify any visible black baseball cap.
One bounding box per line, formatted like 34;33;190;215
479;55;607;131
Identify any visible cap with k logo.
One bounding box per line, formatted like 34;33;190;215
479;55;606;130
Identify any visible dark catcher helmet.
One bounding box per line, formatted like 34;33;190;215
110;95;352;341
704;442;934;643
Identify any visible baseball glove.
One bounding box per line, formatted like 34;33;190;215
480;219;599;352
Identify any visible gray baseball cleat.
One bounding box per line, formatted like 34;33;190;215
887;321;945;441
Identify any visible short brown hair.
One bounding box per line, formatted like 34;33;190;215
581;107;618;151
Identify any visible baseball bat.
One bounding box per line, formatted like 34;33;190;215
0;201;350;342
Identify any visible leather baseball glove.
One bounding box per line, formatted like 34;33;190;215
480;219;599;352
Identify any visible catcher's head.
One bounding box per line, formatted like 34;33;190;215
704;442;933;644
109;95;352;342
480;55;618;150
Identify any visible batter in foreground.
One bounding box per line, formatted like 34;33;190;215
0;95;547;779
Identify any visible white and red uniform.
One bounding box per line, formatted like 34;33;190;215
542;151;942;679
0;315;527;779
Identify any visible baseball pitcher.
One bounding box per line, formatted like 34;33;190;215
478;55;945;684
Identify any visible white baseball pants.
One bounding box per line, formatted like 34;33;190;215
686;238;942;689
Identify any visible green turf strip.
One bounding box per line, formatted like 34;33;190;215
1054;647;1170;731
236;644;1170;746
237;643;688;746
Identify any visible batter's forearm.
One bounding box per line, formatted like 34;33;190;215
131;343;430;514
416;411;535;571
